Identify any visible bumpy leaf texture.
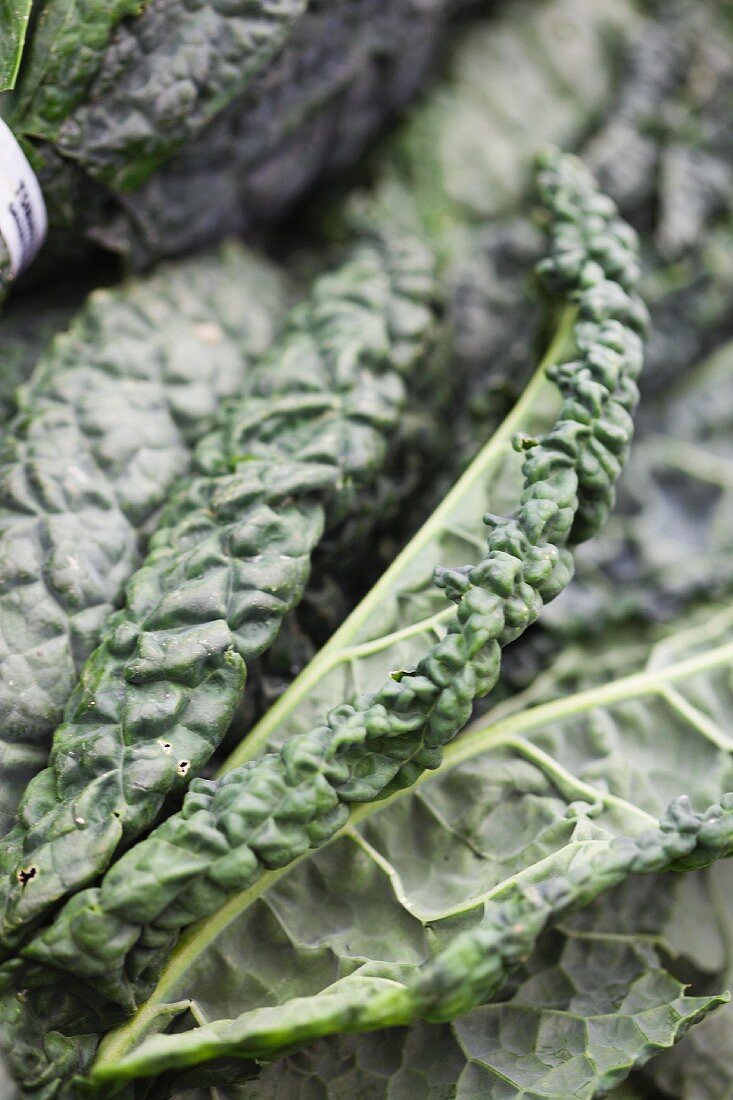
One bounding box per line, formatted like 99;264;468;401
0;150;653;1098
15;0;306;185
168;4;733;1076
83;594;733;1094
93;0;629;267
0;0;629;831
253;0;733;709
4;2;730;1091
540;335;733;643
0;0;630;914
102;911;723;1099
212;0;648;750
0;244;290;836
0;227;444;950
458;327;733;1097
78;177;733;1100
306;0;733;721
5;0;142;118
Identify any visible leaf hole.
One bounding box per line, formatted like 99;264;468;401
17;867;37;887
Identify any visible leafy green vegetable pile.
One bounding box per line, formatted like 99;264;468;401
0;0;458;276
1;0;733;1097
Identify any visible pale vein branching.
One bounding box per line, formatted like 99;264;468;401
89;794;733;1083
22;151;649;1012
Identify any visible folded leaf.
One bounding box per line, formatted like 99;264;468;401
0;244;289;835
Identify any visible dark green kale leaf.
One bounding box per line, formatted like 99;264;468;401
0;0;456;273
0;244;290;836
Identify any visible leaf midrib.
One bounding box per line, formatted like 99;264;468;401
220;306;578;770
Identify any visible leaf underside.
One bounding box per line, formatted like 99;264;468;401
92;340;733;1095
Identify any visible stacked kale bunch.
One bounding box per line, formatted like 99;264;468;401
1;2;733;1097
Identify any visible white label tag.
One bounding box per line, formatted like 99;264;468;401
0;116;47;279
